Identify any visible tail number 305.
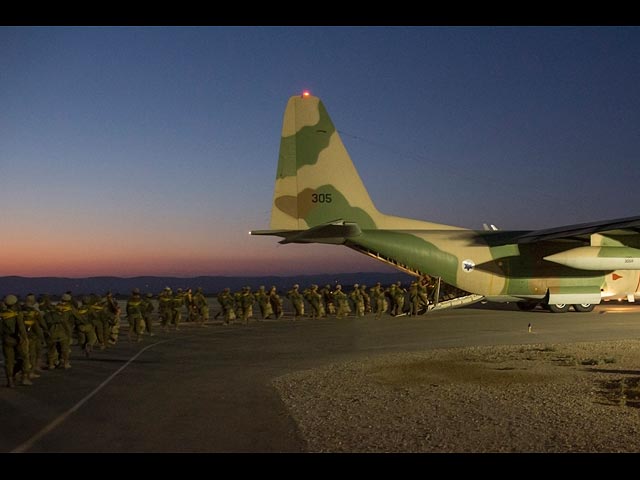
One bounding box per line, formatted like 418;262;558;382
311;193;332;203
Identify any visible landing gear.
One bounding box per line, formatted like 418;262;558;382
547;303;570;313
573;303;595;313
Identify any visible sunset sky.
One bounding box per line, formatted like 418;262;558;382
2;26;640;278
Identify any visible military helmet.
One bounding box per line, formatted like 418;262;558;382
293;284;299;289
146;293;154;298
132;288;140;295
354;283;359;288
4;294;18;306
61;293;72;302
25;293;37;306
335;284;342;290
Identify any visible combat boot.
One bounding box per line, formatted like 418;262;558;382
21;376;33;386
7;376;15;388
29;371;41;379
63;362;72;369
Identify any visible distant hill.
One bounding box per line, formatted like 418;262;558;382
0;273;415;298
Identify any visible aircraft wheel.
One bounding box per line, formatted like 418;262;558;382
547;303;569;313
573;303;595;313
516;302;537;311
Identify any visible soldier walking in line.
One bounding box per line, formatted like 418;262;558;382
240;286;255;324
349;284;364;317
287;284;304;319
1;295;32;387
22;293;48;376
127;289;146;342
370;282;387;319
219;288;236;324
269;286;284;319
256;286;274;319
142;293;156;335
104;291;121;345
334;285;350;318
193;287;209;327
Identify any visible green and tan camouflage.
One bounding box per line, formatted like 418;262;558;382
252;93;640;312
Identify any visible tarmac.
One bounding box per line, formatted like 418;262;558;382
2;301;640;453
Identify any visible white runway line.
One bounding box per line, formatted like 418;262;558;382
11;337;188;453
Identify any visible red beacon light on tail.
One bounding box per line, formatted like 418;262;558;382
302;90;311;98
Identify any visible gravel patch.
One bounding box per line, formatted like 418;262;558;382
272;340;640;452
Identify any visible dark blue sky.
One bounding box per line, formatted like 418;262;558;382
2;27;639;277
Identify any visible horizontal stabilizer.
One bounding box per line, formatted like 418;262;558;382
251;221;362;245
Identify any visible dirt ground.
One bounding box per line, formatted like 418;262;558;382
273;340;640;452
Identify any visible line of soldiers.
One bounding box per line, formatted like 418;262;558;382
211;276;440;323
1;277;449;388
156;287;209;332
0;291;121;388
0;286;214;388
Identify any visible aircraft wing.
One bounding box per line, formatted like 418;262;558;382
481;214;640;246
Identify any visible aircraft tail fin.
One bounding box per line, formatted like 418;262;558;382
270;93;381;231
266;93;460;234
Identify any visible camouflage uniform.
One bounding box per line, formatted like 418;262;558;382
256;286;274;319
268;287;283;319
360;285;371;313
333;285;350;318
306;284;324;319
104;292;121;344
193;288;208;327
44;295;77;370
184;288;196;323
240;287;255;324
370;282;387;319
172;289;185;330
408;281;419;316
76;297;97;356
387;284;397;316
320;285;335;316
287;285;304;319
417;275;430;313
1;295;32;387
88;295;108;349
349;284;364;317
142;293;155;335
393;282;407;316
22;294;48;375
126;289;145;341
219;288;236;324
158;288;174;329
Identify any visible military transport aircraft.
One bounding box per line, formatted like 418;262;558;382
251;92;640;313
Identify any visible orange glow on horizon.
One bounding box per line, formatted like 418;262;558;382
0;241;396;278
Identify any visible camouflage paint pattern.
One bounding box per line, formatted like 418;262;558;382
257;94;640;304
